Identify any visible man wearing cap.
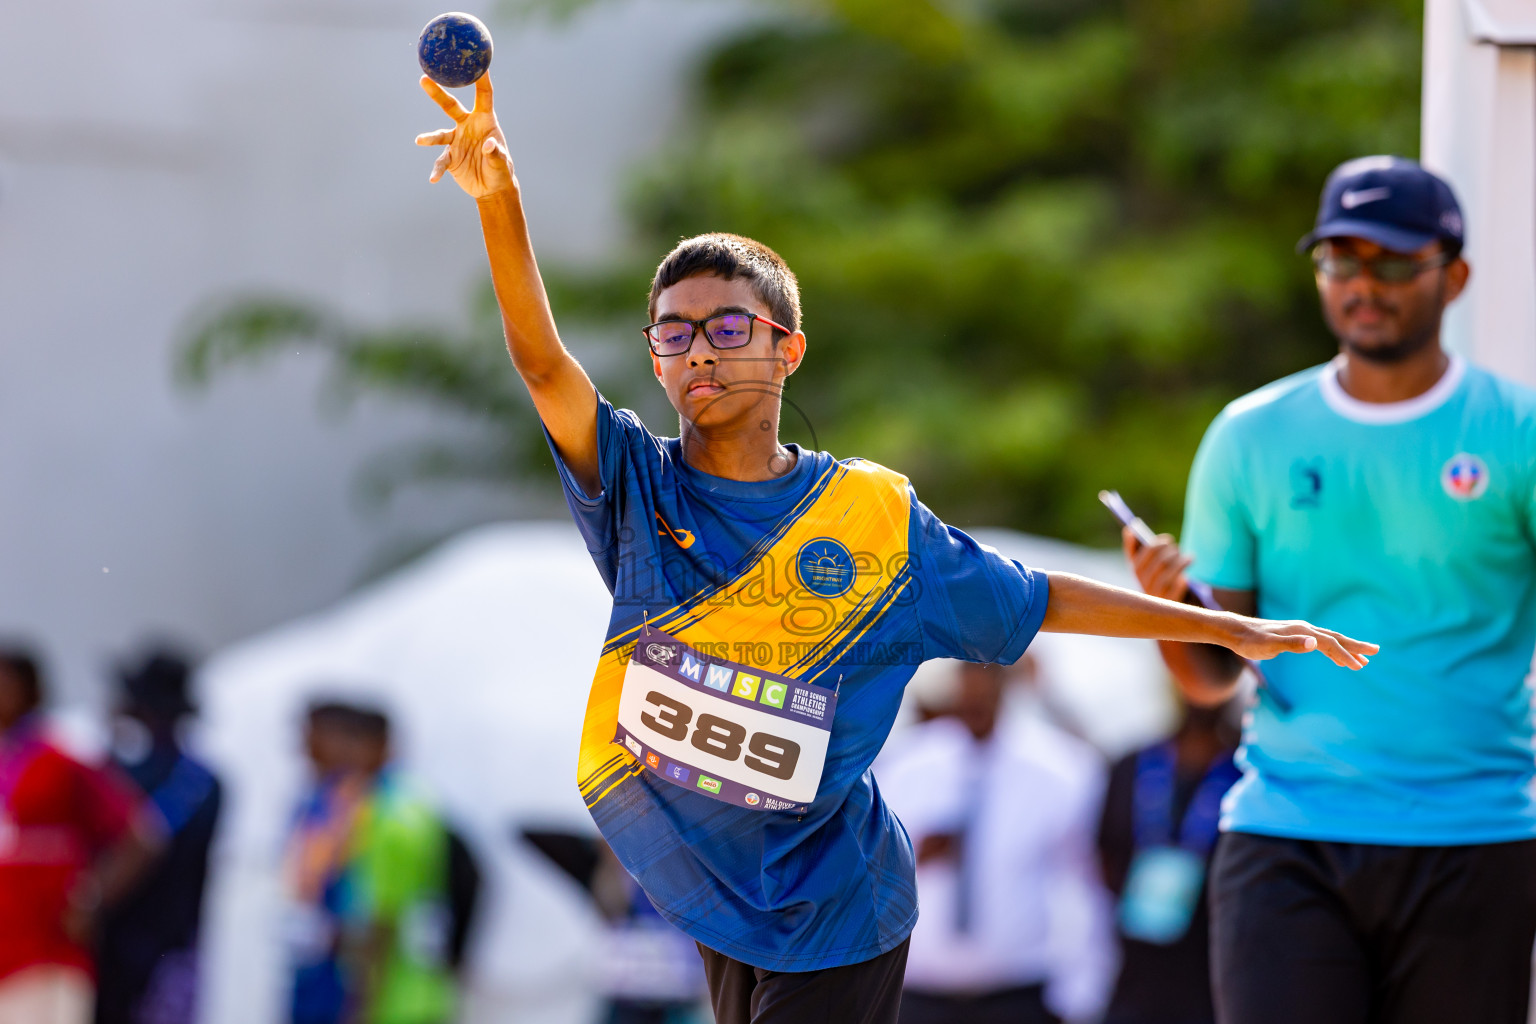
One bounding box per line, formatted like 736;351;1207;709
1123;155;1536;1023
96;648;222;1024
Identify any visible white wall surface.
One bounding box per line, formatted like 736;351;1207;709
0;0;753;704
1421;0;1536;386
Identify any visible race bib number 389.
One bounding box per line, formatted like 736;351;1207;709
615;630;836;813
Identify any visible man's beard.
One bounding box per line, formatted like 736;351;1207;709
1337;277;1447;365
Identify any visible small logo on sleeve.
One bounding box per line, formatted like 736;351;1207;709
1442;454;1489;500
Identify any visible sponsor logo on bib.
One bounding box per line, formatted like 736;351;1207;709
1441;453;1489;501
744;792;761;806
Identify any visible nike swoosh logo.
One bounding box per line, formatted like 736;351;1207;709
1341;187;1391;209
656;513;695;549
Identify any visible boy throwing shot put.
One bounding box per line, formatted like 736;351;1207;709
415;75;1376;1024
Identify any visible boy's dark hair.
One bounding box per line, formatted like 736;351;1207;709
0;647;44;711
307;699;390;740
648;233;802;335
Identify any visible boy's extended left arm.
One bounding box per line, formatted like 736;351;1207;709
1040;571;1377;669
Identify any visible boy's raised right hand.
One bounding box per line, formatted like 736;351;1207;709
416;74;514;199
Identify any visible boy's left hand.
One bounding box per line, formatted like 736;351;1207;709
1230;617;1377;669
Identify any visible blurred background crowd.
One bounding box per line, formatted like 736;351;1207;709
2;0;1527;1022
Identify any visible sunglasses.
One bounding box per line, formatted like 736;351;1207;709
1312;248;1452;284
641;312;791;357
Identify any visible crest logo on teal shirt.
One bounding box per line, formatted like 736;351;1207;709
1442;453;1489;501
1290;458;1323;509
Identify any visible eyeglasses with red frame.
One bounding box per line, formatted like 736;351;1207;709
641;312;792;357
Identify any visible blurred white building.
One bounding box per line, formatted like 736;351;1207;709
0;0;752;702
1422;0;1536;386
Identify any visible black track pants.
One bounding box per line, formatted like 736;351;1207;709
1210;832;1536;1024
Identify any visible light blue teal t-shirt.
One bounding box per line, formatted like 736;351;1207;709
1184;356;1536;845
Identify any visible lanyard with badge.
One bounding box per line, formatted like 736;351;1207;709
1118;740;1240;945
614;629;836;813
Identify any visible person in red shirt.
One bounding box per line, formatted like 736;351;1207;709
0;647;164;1024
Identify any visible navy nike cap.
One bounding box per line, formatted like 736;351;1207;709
1297;155;1465;255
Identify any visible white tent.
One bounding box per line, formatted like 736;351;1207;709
194;520;1170;1024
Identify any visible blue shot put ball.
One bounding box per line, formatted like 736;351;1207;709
418;13;494;89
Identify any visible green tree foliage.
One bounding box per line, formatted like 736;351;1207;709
184;0;1422;542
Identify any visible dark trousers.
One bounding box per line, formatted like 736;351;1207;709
899;984;1059;1024
698;939;909;1024
1210;832;1536;1024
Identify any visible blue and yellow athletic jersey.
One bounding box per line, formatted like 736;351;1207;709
548;394;1049;970
1184;357;1536;845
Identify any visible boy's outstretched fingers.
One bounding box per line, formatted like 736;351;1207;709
421;75;469;121
1239;620;1377;668
1298;626;1377;669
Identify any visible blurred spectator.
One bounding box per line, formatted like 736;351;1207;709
1096;696;1241;1024
0;645;164;1024
878;660;1114;1024
96;647;222;1024
284;701;458;1024
519;830;706;1024
591;842;708;1024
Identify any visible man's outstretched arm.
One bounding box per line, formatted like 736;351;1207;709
416;74;600;495
1041;571;1375;670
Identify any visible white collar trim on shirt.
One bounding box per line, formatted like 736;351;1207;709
1318;353;1466;425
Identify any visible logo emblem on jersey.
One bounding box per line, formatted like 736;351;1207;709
796;538;855;598
645;751;660;769
697;775;722;794
664;762;690;783
1289;458;1323;509
1441;453;1489;501
656;513;696;549
645;643;678;666
744;792;761;806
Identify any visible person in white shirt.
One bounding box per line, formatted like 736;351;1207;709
877;659;1115;1024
